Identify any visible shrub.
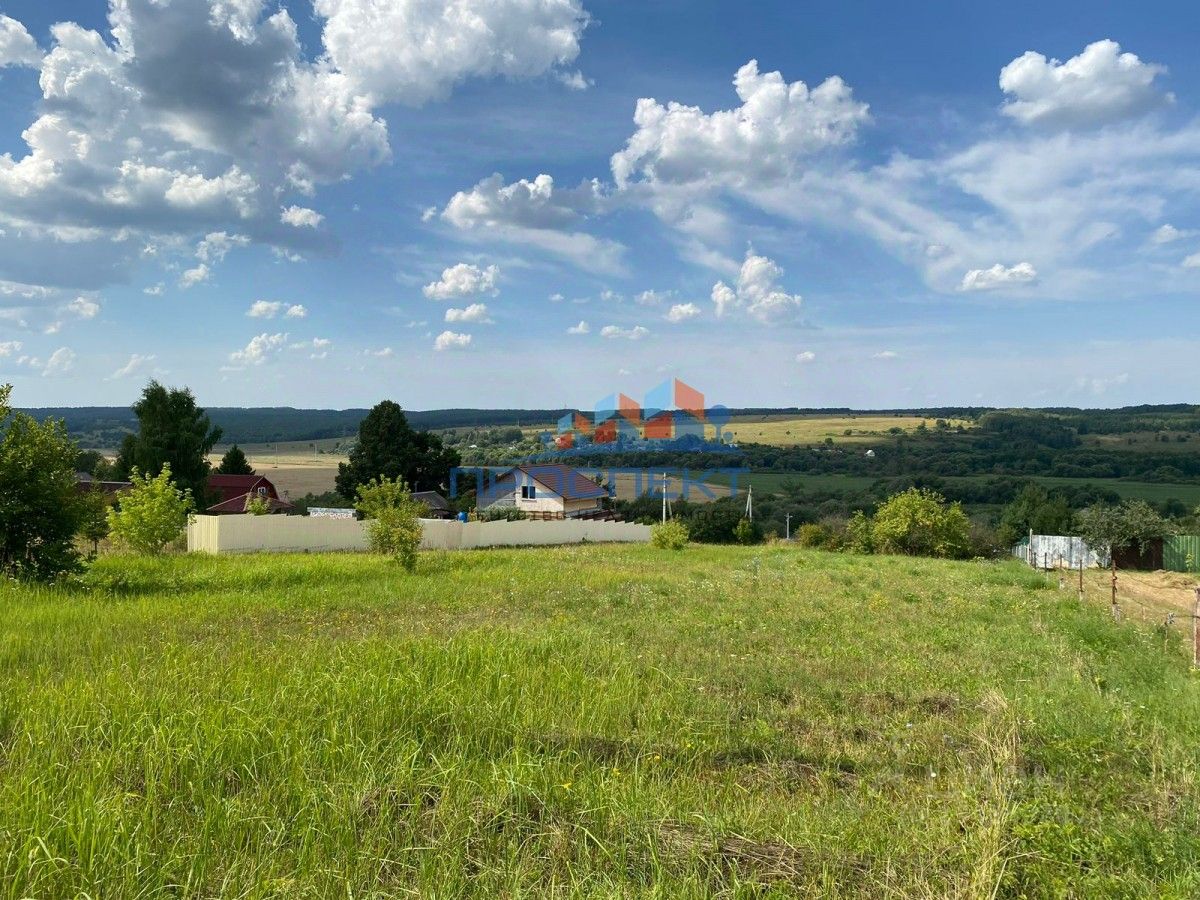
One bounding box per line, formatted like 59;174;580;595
0;384;83;580
871;488;971;558
844;510;875;554
356;477;424;572
734;517;762;545
244;494;270;516
651;519;689;550
795;522;829;548
107;465;193;555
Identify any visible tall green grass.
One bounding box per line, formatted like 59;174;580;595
1;546;1198;897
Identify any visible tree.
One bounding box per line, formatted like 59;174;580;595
107;465;193;555
215;444;254;476
336;401;460;501
355;476;425;571
77;486;111;556
997;483;1076;546
871;488;971;558
0;384;83;580
1078;500;1174;558
244;494;270;515
114;382;221;505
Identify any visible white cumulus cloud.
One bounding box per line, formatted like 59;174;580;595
42;347;75;376
423;263;500;300
230;332;288;366
445;303;492;324
959;262;1038;292
665;302;700;322
566;320;590;334
711;251;802;322
0;340;22;357
433;330;472;351
247;300;283;318
600;324;649;340
796;351;816;363
999;40;1170;128
437;173;623;275
611;59;868;189
280;205;324;228
312;0;589;105
67;296;99;319
0;14;41;68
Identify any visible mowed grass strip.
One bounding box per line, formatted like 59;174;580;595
1;546;1198;897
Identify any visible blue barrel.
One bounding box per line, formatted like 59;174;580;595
457;511;468;523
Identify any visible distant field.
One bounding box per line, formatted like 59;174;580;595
209;439;348;498
3;547;1198;896
723;414;972;447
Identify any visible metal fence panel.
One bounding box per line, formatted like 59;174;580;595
1012;534;1107;568
1164;535;1200;573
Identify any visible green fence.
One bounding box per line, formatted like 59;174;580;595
1164;535;1200;573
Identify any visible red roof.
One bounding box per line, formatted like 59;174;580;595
206;493;296;515
207;474;280;503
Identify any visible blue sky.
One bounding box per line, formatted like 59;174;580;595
1;0;1198;410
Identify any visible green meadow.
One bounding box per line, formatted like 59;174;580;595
2;545;1198;898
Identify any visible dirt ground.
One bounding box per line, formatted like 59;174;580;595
1053;565;1200;631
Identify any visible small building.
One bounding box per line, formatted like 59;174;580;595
480;464;608;518
75;472;133;496
412;490;452;519
206;473;295;515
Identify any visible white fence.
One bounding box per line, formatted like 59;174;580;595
1012;534;1108;569
187;515;650;555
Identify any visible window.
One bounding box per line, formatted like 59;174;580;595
257;486;268;497
521;484;536;500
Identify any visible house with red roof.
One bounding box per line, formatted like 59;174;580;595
205;473;295;515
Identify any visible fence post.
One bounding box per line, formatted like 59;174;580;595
1193;587;1199;669
1111;560;1120;623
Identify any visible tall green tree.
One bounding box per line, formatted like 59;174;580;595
0;384;83;580
335;401;460;501
215;444;254;476
114;381;221;504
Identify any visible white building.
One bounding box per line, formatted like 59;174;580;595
480;464;608;518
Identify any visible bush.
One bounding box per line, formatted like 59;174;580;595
244;495;270;516
356;477;424;572
107;465;193;555
795;522;829;548
871;488;971;558
844;510;875;554
651;519;689;550
0;384;84;580
734;517;762;545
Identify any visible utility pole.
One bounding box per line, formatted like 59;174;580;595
785;512;792;541
661;472;667;523
745;484;753;521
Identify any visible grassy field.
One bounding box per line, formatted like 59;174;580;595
2;546;1199;897
723;415;972;447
